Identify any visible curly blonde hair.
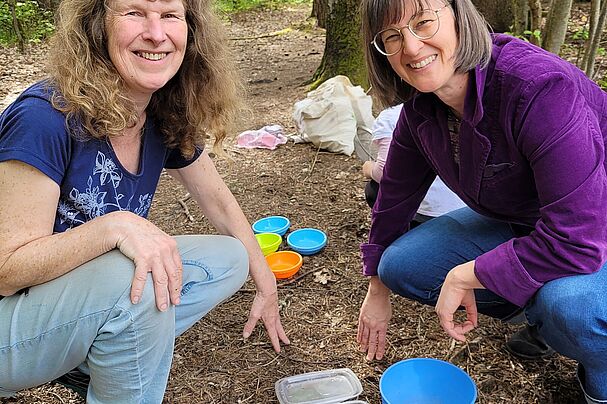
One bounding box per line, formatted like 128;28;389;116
47;0;243;157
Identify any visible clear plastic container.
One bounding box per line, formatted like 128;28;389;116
275;368;364;404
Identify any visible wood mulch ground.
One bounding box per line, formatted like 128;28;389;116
1;3;598;403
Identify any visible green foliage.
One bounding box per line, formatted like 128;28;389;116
505;28;542;43
0;0;308;45
572;27;589;42
214;0;310;14
525;30;542;43
0;0;54;46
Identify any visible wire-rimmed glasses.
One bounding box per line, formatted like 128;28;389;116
372;5;447;56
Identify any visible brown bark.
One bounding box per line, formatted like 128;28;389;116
310;0;367;89
583;0;607;77
512;0;530;35
542;0;573;54
312;0;328;28
471;0;514;32
529;0;542;46
8;0;25;52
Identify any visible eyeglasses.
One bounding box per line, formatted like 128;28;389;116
372;5;447;56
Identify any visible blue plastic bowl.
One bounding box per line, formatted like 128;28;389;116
286;228;327;255
252;216;290;236
380;358;477;404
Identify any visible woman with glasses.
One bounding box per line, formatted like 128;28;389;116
357;0;607;402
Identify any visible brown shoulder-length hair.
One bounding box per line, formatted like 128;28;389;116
47;0;243;158
361;0;492;109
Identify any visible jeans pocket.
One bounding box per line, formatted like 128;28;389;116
180;260;212;296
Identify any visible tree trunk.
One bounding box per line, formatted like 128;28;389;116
310;0;367;89
36;0;53;12
542;0;573;54
581;0;601;72
8;0;25;53
528;0;542;46
312;0;328;29
582;0;604;73
471;0;514;32
583;0;607;77
512;0;530;35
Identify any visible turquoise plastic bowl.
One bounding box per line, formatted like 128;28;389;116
252;216;290;236
286;228;327;255
380;358;477;404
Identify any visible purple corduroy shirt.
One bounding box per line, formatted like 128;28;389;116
361;34;607;307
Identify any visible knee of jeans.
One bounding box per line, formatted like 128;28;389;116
533;284;607;350
113;275;176;335
378;247;433;304
222;236;249;289
70;250;135;308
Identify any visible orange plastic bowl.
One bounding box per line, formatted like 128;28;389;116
266;251;303;279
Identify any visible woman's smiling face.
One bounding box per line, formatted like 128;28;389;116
384;0;459;94
105;0;188;101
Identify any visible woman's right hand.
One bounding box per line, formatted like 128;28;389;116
109;211;183;311
362;161;374;179
357;276;392;360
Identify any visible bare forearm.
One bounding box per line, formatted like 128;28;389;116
197;194;275;290
0;213;117;295
169;155;277;293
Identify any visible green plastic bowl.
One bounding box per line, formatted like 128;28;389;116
255;232;282;256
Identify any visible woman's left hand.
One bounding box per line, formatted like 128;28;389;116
435;261;483;342
243;282;290;353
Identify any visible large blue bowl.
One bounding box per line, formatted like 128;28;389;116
380;358;477;404
286;228;327;255
252;216;290;236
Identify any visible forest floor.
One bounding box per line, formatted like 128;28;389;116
0;3;598;403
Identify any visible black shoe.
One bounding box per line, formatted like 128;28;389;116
53;368;89;398
505;324;555;360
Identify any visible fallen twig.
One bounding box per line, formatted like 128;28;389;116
277;267;317;285
447;342;468;363
230;28;292;41
239;379;259;403
304;143;322;182
178;192;195;222
48;391;66;403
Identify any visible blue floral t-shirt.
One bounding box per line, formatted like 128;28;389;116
0;81;201;233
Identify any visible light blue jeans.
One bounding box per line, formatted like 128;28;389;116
0;235;248;403
377;208;607;401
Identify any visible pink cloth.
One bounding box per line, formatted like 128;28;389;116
236;125;287;150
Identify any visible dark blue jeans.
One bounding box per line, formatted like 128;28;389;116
377;208;607;399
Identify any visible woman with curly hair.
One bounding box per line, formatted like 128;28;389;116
0;0;289;401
